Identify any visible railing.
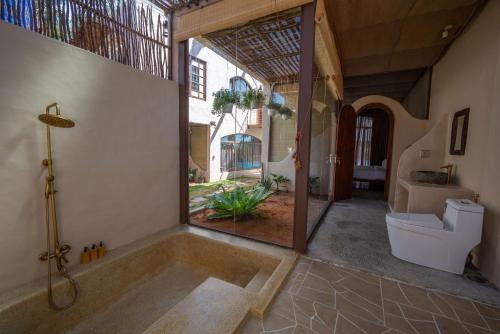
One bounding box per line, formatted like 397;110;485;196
220;134;262;172
0;0;170;79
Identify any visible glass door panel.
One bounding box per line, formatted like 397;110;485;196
307;79;338;238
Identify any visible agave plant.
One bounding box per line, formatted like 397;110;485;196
257;176;273;192
206;186;272;220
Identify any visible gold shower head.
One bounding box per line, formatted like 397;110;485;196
38;114;75;128
38;103;75;128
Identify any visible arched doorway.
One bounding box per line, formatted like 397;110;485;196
353;103;394;201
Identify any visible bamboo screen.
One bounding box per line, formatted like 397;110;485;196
0;0;170;78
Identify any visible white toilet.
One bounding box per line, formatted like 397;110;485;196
386;199;484;274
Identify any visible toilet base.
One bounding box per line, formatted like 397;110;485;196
387;223;467;274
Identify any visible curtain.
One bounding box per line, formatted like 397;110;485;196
355;116;373;166
370;111;389;166
354;109;389;167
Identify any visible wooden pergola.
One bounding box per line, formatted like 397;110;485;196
171;0;342;99
202;8;302;84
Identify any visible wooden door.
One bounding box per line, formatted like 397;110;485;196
333;105;357;201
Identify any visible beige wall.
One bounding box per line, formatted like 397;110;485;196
0;22;179;292
352;96;428;204
426;0;500;285
190;124;209;171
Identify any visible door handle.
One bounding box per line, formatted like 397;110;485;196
333;156;343;165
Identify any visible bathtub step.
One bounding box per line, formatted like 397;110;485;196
245;268;272;293
143;277;252;334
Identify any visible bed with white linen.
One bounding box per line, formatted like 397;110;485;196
353;165;386;181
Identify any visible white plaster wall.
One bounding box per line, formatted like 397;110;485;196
352;96;428;204
188;39;262;182
0;22;179;293
425;0;500;286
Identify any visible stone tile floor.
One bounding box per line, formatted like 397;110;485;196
240;257;500;334
307;195;500;305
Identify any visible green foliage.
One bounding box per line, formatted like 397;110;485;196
258;176;273;192
188;168;197;182
212;89;240;116
308;176;320;194
215;183;227;193
242;88;265;109
278;106;292;119
271;173;290;192
206;187;272;220
265;101;282;111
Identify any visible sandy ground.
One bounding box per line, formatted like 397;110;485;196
190;192;295;247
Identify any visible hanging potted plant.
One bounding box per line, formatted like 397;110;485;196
212;88;239;116
242;88;265;110
265;101;282;117
278;105;292;120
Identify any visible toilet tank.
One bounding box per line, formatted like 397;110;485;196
443;199;484;243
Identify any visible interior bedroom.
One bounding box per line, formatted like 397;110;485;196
352;106;392;201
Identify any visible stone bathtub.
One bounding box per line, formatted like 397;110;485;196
0;226;297;334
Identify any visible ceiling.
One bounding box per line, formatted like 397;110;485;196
343;68;426;103
326;0;484;77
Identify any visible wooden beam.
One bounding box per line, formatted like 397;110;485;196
178;40;190;224
314;0;343;100
173;0;312;42
293;2;315;253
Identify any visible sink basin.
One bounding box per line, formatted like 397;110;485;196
410;170;448;185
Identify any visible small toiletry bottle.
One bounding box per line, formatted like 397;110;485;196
97;241;107;258
80;247;90;264
90;244;99;261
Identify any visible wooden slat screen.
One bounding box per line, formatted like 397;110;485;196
0;0;170;78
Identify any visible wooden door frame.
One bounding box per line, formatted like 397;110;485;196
178;40;190;224
177;3;317;253
354;103;395;201
293;1;316;253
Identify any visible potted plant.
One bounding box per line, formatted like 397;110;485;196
212;88;239;115
265;101;282;117
278;106;292;120
242;88;265;109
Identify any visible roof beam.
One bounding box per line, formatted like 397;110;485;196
173;0;312;42
314;0;343;100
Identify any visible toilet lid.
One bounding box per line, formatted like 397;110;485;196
386;213;444;230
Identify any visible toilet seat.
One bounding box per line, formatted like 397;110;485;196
386;213;443;230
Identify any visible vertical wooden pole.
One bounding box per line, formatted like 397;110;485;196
167;12;174;81
293;1;316;253
178;40;189;224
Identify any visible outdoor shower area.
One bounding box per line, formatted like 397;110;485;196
181;1;342;250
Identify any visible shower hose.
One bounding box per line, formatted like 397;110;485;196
44;194;78;310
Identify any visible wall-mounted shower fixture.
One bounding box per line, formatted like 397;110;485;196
38;102;78;310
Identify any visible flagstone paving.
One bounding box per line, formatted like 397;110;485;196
240;257;500;334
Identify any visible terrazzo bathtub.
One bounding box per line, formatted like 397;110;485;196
0;226;297;334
